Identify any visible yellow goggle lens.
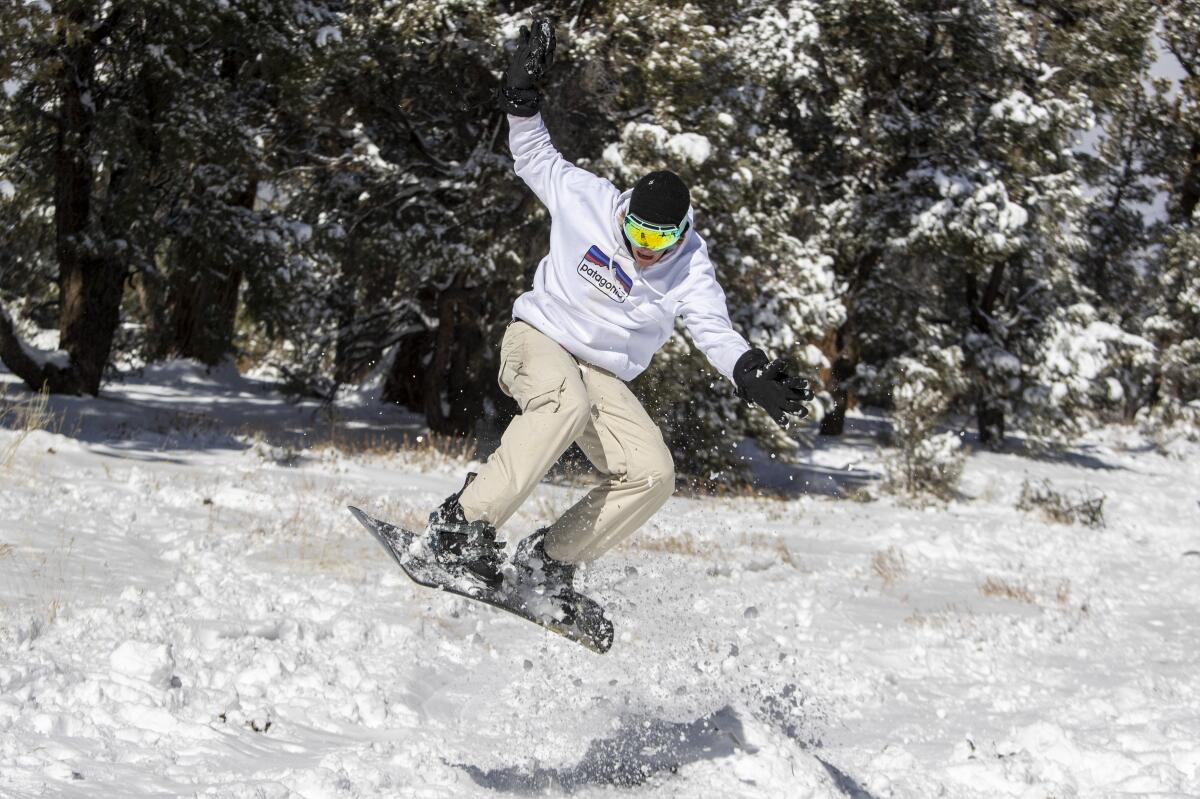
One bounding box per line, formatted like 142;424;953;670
623;215;683;251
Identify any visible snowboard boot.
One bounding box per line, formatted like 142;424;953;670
426;473;505;588
509;528;577;601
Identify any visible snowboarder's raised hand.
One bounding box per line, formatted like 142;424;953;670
733;348;816;426
499;18;556;116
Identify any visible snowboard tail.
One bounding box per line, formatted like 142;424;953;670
348;506;614;654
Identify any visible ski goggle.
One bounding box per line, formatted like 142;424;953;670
623;212;686;251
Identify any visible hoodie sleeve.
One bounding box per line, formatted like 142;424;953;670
677;243;753;382
508;113;618;216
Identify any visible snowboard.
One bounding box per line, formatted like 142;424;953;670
348;506;614;654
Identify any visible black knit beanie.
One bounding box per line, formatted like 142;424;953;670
629;171;690;226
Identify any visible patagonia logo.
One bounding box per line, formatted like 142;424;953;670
577;246;631;303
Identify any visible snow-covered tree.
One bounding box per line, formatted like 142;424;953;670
0;0;327;389
769;0;1156;447
1145;3;1199;418
2;0;1195;477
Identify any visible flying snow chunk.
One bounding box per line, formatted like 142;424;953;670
667;133;712;166
0;180;14;200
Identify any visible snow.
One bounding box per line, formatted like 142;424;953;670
989;90;1050;127
666;133;712;166
0;180;14;201
601;142;624;170
1;365;1199;797
315;26;342;47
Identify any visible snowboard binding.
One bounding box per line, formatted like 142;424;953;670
509;529;576;596
426;474;505;588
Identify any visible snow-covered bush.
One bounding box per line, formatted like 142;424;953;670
879;349;967;503
1020;303;1157;444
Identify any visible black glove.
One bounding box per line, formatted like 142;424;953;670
498;18;556;117
733;348;815;426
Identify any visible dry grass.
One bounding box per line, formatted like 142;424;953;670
871;546;908;588
904;602;971;628
769;537;798;568
1017;478;1106;529
0;534;76;642
631;532;702;556
1;384;57;468
626;529;798;569
332;430;477;463
979;577;1036;604
844;486;877;503
244;425;480;471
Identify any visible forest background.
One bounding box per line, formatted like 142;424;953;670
1;0;1196;486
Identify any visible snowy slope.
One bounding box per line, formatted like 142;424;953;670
1;364;1198;798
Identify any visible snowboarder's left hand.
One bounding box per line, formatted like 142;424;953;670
733;348;815;426
499;18;556;116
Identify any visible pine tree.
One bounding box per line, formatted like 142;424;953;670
0;1;327;389
1142;1;1200;429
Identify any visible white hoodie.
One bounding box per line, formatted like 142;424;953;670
508;113;751;383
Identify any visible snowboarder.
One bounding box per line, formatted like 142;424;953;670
426;19;814;597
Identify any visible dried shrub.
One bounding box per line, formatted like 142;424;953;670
871;546;908;587
0;385;55;467
979;577;1035;604
1016;478;1106;528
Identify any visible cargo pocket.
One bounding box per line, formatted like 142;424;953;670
497;350;516;398
497;323;522;398
498;321;574;414
510;361;566;414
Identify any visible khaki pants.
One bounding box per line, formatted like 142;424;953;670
458;321;675;564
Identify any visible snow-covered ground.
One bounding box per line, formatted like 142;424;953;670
1;362;1198;798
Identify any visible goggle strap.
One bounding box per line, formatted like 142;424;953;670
626;211;687;233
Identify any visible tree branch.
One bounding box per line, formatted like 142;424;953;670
0;302;78;393
0;303;46;388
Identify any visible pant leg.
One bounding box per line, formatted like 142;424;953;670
542;364;675;563
458;321;591;530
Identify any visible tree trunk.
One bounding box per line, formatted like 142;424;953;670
164;263;244;366
819;248;875;435
383;278;488;436
976;403;1006;445
134;269;170;360
422;277;485;435
965;263;1009;448
819;326;856;436
1177;132;1199;225
162;182;254;366
53;3;126;396
0;304;78;393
